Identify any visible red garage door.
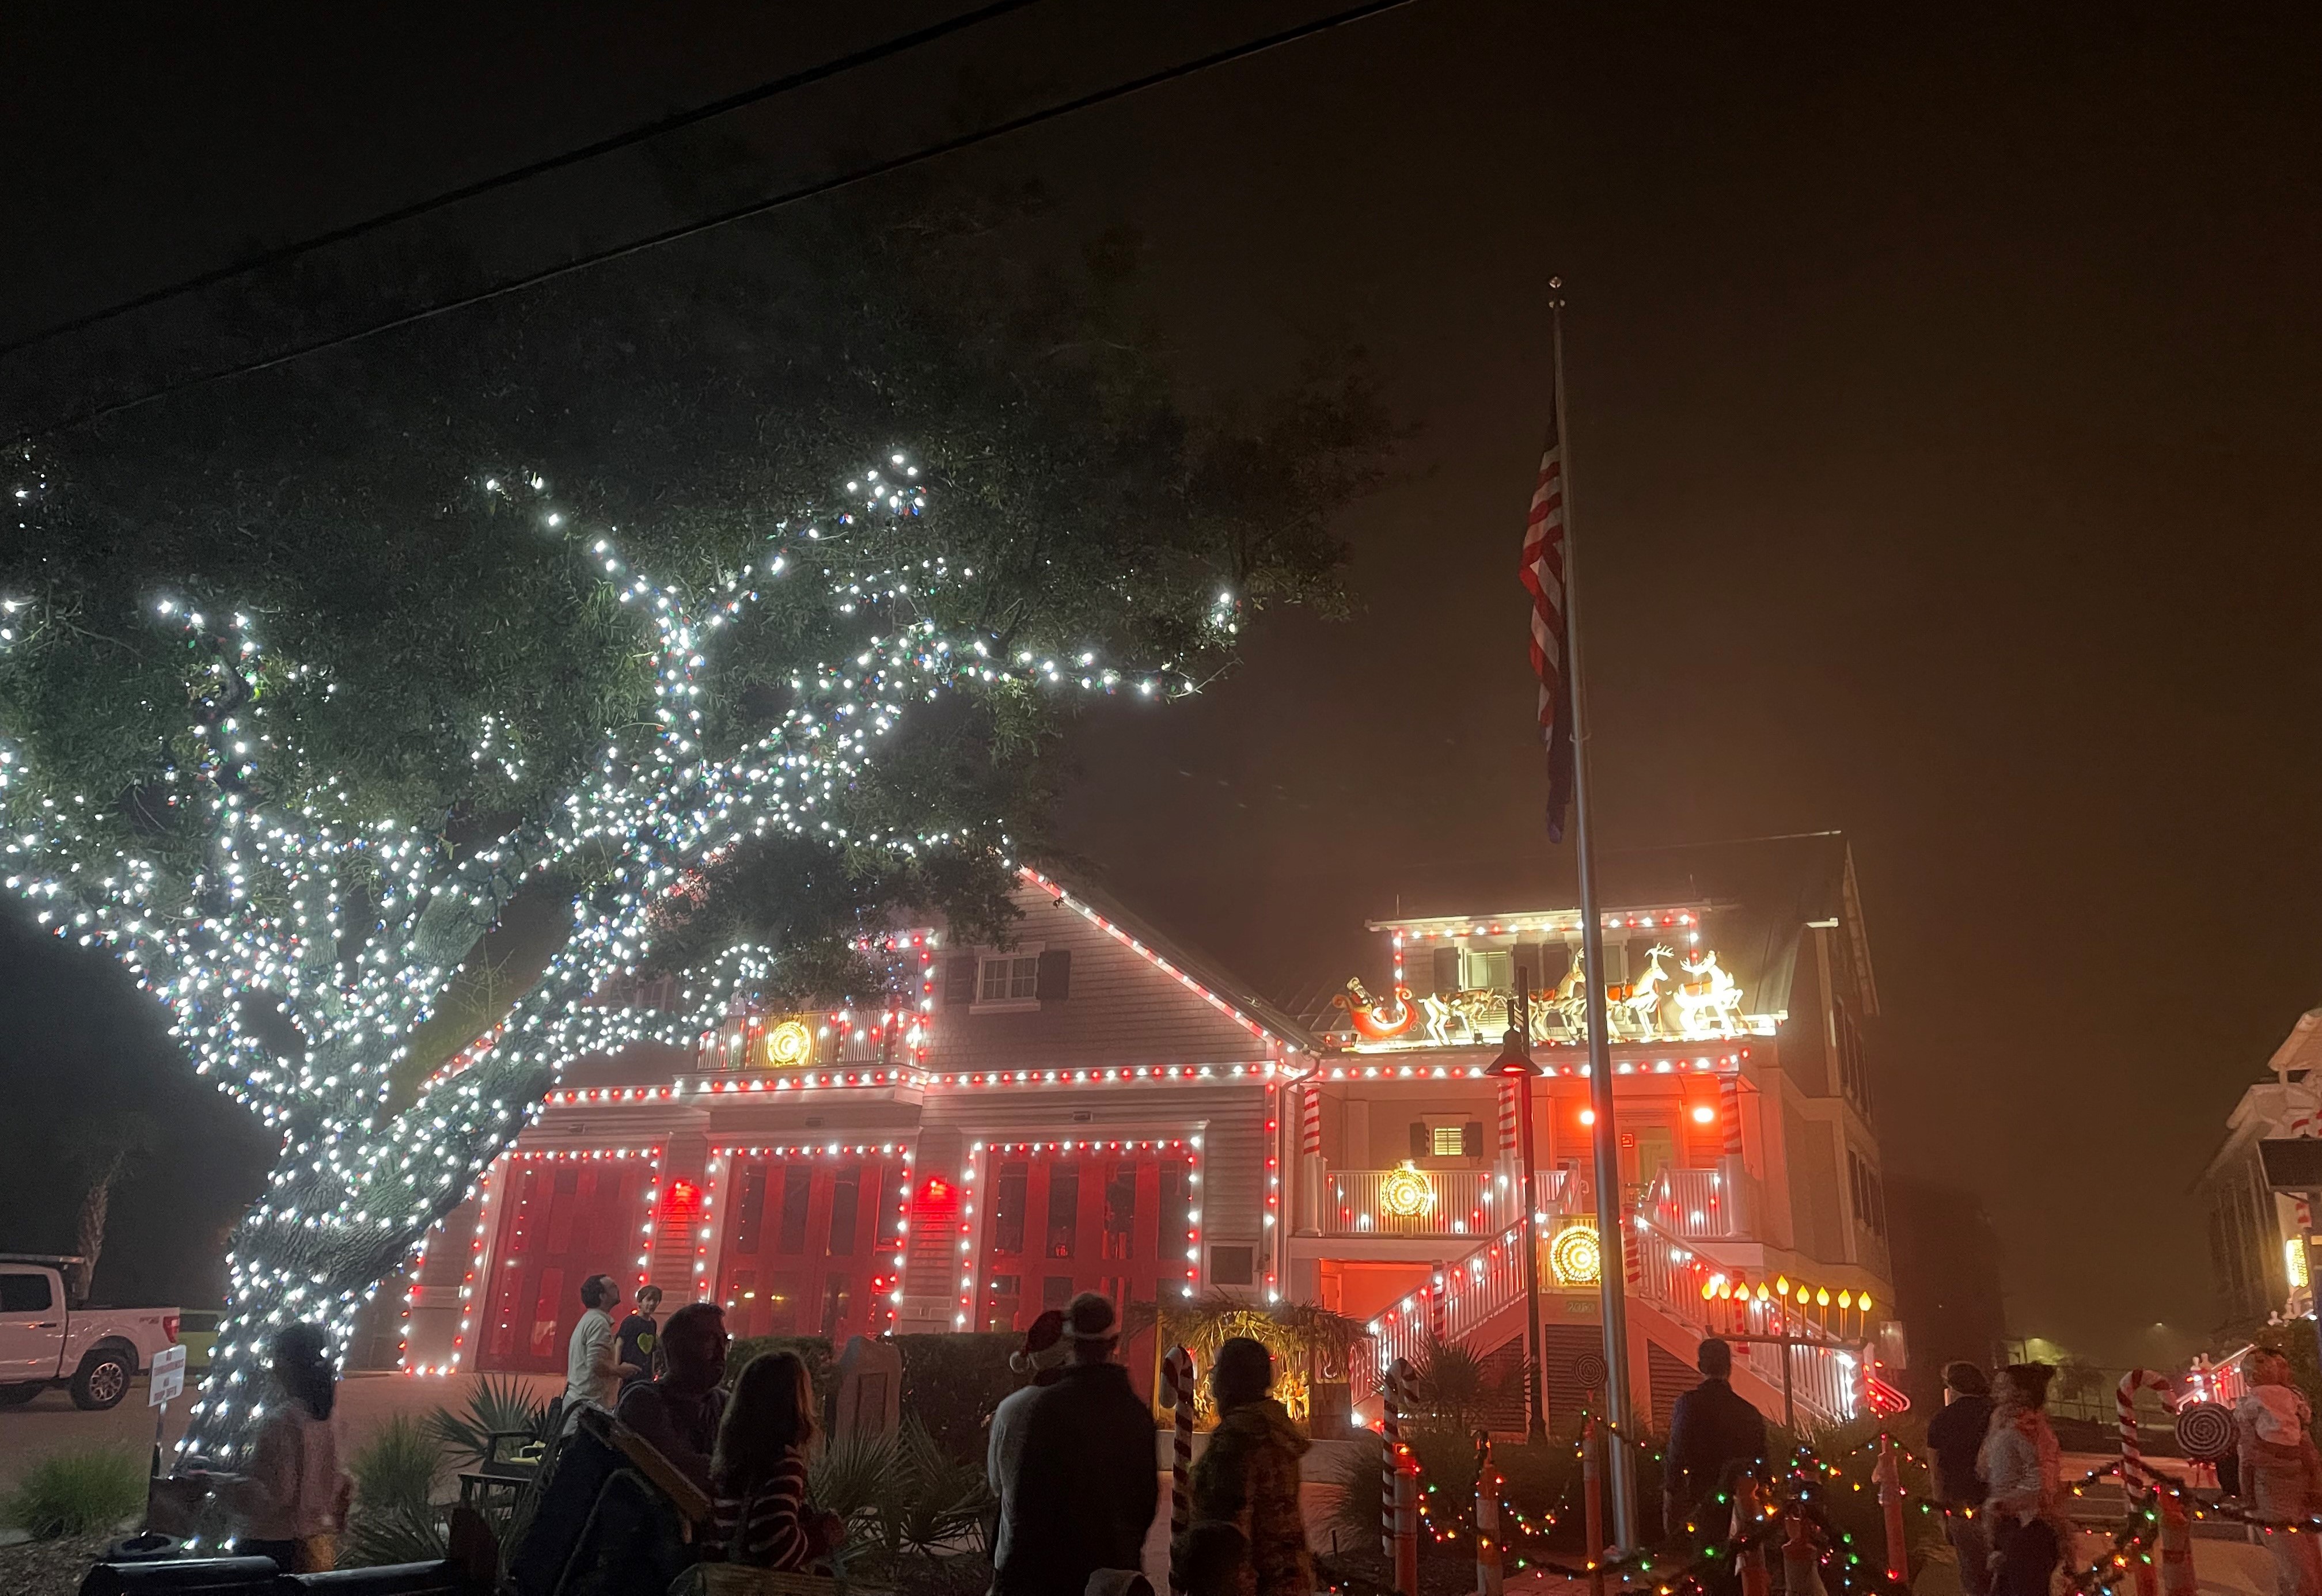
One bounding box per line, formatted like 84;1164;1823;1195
479;1152;658;1374
975;1140;1196;1340
714;1149;904;1344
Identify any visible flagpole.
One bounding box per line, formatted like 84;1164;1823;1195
1554;279;1638;1550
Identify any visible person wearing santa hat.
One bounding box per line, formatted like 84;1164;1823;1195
987;1310;1071;1575
991;1294;1156;1596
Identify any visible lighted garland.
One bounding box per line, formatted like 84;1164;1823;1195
0;454;1235;1466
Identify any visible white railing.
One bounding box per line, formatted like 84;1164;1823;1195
1326;1168;1507;1237
1627;1210;1859;1428
1648;1164;1755;1241
1352;1222;1531;1405
1350;1195;1861;1430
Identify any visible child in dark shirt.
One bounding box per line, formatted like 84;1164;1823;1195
614;1284;664;1392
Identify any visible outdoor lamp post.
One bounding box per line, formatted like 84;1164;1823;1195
1490;975;1549;1442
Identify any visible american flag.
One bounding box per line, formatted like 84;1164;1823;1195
1519;386;1576;841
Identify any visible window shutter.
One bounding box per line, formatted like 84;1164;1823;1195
946;956;977;1006
1035;949;1072;1000
1409;1122;1429;1159
1432;947;1460;994
1462;1122;1482;1158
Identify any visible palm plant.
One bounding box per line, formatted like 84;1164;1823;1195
1410;1335;1503;1434
807;1419;995;1572
427;1373;552;1470
878;1421;993;1559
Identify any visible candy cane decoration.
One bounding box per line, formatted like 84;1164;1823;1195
1165;1345;1196;1595
2118;1367;2175;1494
1382;1356;1414;1560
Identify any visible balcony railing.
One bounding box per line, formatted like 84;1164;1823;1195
1354;1204;1865;1431
1321;1166;1599;1238
1647;1164;1757;1241
1325;1168;1505;1237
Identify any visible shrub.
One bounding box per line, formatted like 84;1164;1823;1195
896;1333;1019;1459
3;1446;147;1538
344;1499;450;1568
350;1413;442;1514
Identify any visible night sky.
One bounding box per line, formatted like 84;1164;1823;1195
4;1;2318;1362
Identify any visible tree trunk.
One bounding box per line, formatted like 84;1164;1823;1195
177;1157;442;1465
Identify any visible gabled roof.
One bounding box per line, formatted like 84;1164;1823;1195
1018;868;1330;1056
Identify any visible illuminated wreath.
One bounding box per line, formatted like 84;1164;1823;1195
1550;1223;1603;1286
1378;1161;1436;1219
761;1018;815;1069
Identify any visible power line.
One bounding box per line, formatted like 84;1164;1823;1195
24;0;1416;441
0;0;1046;361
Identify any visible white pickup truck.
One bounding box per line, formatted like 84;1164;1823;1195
0;1254;181;1411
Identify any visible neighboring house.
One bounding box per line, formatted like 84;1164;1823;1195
371;833;1899;1431
2196;1009;2322;1329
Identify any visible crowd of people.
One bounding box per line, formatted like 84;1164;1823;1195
194;1276;2322;1596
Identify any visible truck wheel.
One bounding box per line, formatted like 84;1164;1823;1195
0;1382;39;1407
70;1347;134;1411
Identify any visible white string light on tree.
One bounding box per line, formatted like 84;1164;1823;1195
0;451;1234;1467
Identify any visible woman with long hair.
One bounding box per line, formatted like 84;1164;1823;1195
709;1351;844;1570
211;1323;353;1572
1978;1363;2065;1596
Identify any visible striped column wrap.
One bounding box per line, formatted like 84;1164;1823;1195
1429;1264;1448;1344
1382;1357;1414;1558
1166;1344;1196;1581
2294;1111;2315;1229
1302;1084;1323;1158
1623;1209;1642;1289
1720;1076;1744;1157
2117;1368;2175;1494
1498;1080;1519;1154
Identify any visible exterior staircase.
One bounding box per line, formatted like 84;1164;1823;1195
1350;1172;1864;1435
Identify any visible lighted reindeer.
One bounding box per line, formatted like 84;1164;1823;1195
1616;944;1678;1038
1671;948;1746;1036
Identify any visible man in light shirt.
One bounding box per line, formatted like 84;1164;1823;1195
564;1274;643;1427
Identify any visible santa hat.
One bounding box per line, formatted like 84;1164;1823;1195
1008;1309;1069;1375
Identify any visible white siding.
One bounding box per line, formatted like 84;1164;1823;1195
932;890;1278;1073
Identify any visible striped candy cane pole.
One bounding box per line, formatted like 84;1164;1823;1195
2118;1368;2174;1494
1382;1356;1413;1559
1720;1075;1744;1156
1166;1345;1195;1594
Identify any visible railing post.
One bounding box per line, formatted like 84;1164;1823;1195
2158;1485;2195;1596
1583;1416;1607;1596
1875;1432;1907;1585
1394;1450;1421;1596
1739;1478;1773;1596
1781;1506;1818;1596
1384;1457;1421;1596
1475;1431;1503;1596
